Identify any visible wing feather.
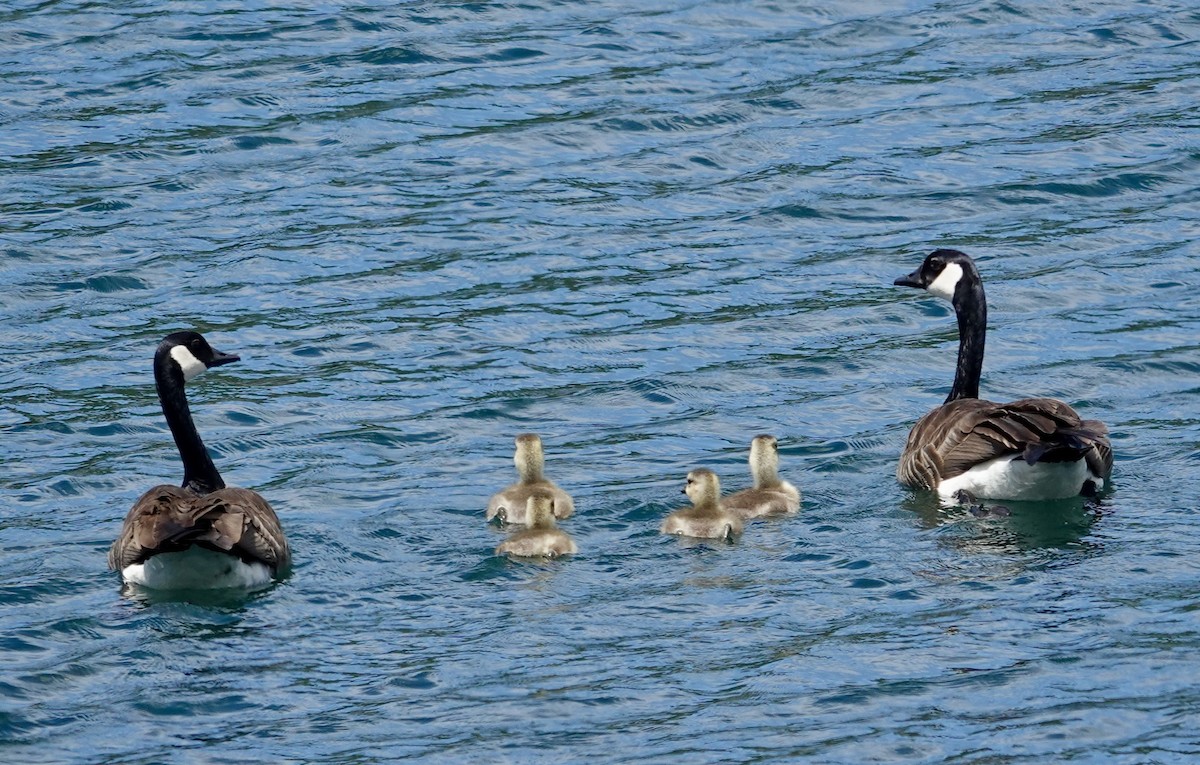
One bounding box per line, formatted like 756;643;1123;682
898;397;1113;490
108;485;289;573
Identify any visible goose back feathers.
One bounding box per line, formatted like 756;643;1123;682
110;485;289;588
898;397;1113;497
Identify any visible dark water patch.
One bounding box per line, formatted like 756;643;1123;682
224;409;264;426
176;29;277;43
597;117;652;132
76;199;132;213
1018;172;1168;198
230;135;297;151
236;94;282;107
848;577;890;589
52;275;147;293
357;46;440;66
485;47;545;62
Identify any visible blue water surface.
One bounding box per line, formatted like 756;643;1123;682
2;1;1199;763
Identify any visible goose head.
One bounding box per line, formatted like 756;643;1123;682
748;434;781;487
894;249;981;305
895;249;988;403
513;433;546;482
683;468;721;507
156;331;240;382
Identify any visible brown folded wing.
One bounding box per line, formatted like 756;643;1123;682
108;485;290;572
897;397;1113;490
1079;418;1114;481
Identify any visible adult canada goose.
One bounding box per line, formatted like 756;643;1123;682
723;434;801;519
486;434;574;524
108;331;290;589
494;493;578;558
894;249;1112;500
660;469;743;540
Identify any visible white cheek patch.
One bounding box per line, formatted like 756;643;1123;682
170;345;207;381
926;262;963;302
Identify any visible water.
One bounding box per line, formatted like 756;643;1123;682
2;1;1198;762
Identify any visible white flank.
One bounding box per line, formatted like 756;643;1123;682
926;262;964;302
122;546;272;590
170;344;208;382
938;455;1101;501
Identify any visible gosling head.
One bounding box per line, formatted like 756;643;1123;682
524;493;557;528
155;331;240;383
894;248;981;305
513;433;546;482
683;468;721;508
748;434;781;487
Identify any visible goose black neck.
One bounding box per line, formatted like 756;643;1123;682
947;277;987;403
154;356;225;494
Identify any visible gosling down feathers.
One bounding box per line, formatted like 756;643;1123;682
486;434;574;524
108;331;290;589
722;435;801;519
660;469;743;541
495;493;578;558
893;249;1112;500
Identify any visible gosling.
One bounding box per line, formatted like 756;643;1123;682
486;433;575;524
495;494;578;558
660;469;743;541
723;434;801;520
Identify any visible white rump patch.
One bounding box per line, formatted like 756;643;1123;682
123;547;272;590
926;262;964;302
938;455;1099;501
170;344;207;382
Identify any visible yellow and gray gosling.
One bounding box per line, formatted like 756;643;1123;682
660;468;743;541
495;494;578;558
723;434;801;520
486;433;575;524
